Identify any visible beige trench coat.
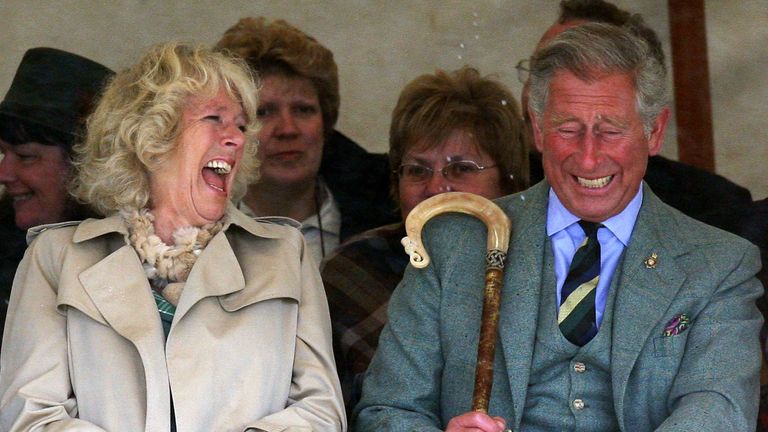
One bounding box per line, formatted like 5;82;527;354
0;205;345;431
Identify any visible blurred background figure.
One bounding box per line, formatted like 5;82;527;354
215;17;397;266
0;42;345;430
519;0;753;235
321;66;529;412
0;47;112;343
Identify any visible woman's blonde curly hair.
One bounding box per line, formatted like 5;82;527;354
70;42;260;216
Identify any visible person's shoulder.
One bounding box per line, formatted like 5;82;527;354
27;220;87;248
321;222;404;270
228;205;300;234
226;205;306;252
647;190;757;255
337;223;404;249
645;156;752;233
647;155;751;200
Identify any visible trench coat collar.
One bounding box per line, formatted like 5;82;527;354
71;201;296;243
71;201;303;323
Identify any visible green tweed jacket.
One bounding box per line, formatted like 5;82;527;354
354;180;763;431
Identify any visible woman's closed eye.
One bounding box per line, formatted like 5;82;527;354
15;152;40;163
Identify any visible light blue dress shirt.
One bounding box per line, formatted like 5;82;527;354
547;185;643;328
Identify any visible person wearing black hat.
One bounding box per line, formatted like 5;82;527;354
0;47;113;344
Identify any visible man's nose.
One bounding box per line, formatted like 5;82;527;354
577;133;601;170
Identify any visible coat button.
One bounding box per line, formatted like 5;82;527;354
573;399;585;410
573;362;586;373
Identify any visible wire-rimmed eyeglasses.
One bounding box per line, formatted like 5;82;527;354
515;58;530;84
396;160;498;184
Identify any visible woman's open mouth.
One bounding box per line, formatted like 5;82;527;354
202;159;232;193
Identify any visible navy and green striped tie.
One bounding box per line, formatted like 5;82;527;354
558;221;601;346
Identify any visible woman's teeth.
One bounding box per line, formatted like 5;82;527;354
206;160;232;174
577;175;613;188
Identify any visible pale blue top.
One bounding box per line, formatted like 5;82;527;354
547;185;643;327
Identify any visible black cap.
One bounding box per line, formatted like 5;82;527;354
0;47;113;142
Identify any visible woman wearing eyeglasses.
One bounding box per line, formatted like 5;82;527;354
320;66;529;413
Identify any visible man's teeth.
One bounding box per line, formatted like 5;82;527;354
206;160;232;174
577;175;613;188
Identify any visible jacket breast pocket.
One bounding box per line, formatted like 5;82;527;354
652;334;686;358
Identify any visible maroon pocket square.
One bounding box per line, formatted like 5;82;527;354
662;314;691;337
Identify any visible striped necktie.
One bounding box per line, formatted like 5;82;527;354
558;221;601;346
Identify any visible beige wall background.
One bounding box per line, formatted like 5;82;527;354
2;0;766;198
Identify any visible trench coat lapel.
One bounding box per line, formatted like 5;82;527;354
610;186;688;428
497;183;550;429
172;231;245;323
172;204;301;322
75;231;171;431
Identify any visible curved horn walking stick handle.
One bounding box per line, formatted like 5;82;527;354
402;192;511;414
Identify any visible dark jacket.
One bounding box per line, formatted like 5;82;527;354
321;130;399;240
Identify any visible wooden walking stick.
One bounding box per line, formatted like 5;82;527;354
401;192;511;413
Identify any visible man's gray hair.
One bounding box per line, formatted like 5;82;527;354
528;22;668;136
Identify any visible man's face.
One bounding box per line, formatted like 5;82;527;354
531;70;668;222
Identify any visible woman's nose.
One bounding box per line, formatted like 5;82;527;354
0;154;18;183
275;111;300;136
423;169;451;197
222;123;246;148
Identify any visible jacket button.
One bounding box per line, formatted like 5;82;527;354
573;399;585;410
573;362;586;373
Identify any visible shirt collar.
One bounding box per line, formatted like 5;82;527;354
300;178;341;235
546;183;643;247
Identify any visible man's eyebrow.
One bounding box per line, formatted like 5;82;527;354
548;113;581;125
595;114;630;129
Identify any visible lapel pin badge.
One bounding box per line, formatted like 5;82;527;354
644;252;658;269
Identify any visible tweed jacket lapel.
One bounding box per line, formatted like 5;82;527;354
497;181;550;429
610;184;689;428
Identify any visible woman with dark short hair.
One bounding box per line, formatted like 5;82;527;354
321;66;529;412
0;47;112;343
215;17;397;266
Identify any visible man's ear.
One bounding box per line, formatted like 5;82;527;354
529;110;545;154
647;107;670;156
